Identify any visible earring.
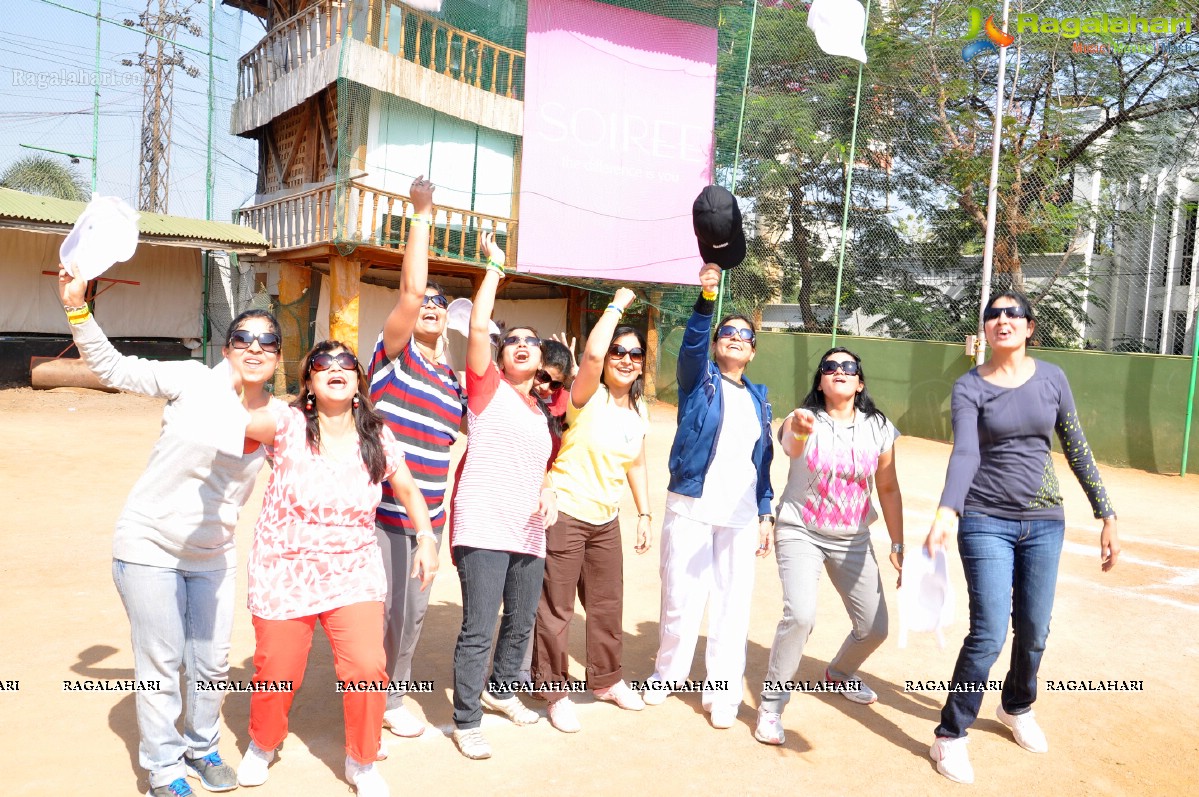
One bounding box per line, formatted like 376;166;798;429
305;393;314;411
352;395;360;409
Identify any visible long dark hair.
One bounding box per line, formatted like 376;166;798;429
496;325;561;438
601;325;646;417
225;308;280;344
801;347;886;422
292;340;389;483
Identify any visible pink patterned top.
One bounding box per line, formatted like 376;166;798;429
248;407;403;620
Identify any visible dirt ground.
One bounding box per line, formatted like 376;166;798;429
1;386;1196;797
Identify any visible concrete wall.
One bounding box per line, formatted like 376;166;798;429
657;330;1199;475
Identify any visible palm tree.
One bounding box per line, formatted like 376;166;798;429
0;155;90;201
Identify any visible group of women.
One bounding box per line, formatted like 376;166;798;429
63;177;1119;795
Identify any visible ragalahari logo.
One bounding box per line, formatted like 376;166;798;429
962;7;1015;62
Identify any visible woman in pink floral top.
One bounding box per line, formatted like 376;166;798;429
237;340;435;797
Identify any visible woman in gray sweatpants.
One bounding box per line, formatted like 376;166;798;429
754;347;905;745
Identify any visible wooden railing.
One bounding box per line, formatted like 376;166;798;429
236;180;517;267
237;0;524;102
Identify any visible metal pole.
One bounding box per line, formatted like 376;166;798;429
91;0;101;193
975;0;1012;365
830;0;872;346
206;0;215;221
715;0;758;323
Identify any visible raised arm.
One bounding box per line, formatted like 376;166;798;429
677;264;720;393
466;231;504;376
571;287;636;408
381;177;435;360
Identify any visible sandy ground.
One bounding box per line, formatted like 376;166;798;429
1;386;1197;797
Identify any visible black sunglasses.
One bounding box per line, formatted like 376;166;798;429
607;344;645;364
820;359;861;376
535;370;564;391
717;325;756;343
310;351;359;372
502;335;541;347
983;305;1029;322
228;329;281;354
421;294;449;309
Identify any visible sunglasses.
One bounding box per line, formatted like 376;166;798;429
607;344;645;364
309;351;359;372
502;335;542;347
983;305;1029;322
421;294;449;309
820;359;861;376
535;370;564;391
717;325;756;343
228;329;281;354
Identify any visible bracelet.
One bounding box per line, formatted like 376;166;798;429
66;307;92;325
63;304;89;313
701;289;718;301
605;303;623;315
792;431;808;442
408;212;432;225
415;530;437;543
637;512;652;520
890;542;905;554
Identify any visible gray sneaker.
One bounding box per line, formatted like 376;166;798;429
146;778;194;797
185;752;237;792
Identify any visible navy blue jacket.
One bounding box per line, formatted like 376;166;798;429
666;295;774;515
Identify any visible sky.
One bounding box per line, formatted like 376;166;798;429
0;0;264;221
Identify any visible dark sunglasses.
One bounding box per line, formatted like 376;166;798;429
820;359;861;376
607;344;645;364
717;325;756;343
421;294;449;309
535;370;564;391
228;329;281;353
502;335;541;347
983;305;1029;322
309;351;359;372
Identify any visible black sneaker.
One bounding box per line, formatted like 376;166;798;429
146;778;194;797
185;752;237;792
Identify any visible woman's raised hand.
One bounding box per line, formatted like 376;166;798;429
699;264;721;295
410;175;434;215
58;264;87;307
612;287;637;312
789;408;816;437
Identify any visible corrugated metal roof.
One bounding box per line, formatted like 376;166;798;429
0;187;268;250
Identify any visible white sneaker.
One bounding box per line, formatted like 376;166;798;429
345;756;389;797
236;741;275;787
754;705;785;745
382;703;426;738
996;705;1048;753
709;704;738;729
930;736;974;784
480;692;539;725
452;727;492;760
547;696;582;733
641;680;670;706
594;680;645;711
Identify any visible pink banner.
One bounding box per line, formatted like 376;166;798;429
517;0;717;285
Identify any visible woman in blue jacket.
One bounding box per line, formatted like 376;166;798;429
643;263;774;730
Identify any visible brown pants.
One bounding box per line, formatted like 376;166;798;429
532;512;624;696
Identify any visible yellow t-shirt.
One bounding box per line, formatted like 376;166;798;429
550;386;648;525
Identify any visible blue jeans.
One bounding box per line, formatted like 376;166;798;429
112;559;235;788
935;513;1064;739
451;546;545;729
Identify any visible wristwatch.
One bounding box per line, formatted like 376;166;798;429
890;542;905;554
759;514;776;525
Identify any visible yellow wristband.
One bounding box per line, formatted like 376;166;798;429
408;212;432;225
792;431;808;442
67;309;91;326
701;289;718;301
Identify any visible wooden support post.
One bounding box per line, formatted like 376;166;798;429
329;253;362;354
645;289;661;401
277;261;312;395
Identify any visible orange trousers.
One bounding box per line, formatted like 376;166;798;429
249;601;386;764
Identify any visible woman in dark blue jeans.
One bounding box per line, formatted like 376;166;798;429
924;290;1120;785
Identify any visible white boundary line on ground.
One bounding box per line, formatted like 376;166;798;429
1057;572;1199;613
1061;541;1199;586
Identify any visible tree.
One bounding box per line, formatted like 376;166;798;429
0;155;91;202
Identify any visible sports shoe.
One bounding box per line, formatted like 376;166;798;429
147;778;193;797
236;741;275;787
185;751;236;792
754;705;785;745
383;703;426;738
594;680;645;711
452;727;492;760
546;696;582;733
641;680;670;706
376;737;388;761
825;668;878;705
996;704;1049;753
930;736;974;784
709;704;738;729
345;756;389;797
480;691;539;725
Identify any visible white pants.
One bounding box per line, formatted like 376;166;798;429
651;509;759;710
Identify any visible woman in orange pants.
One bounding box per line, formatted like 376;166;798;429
236;341;436;797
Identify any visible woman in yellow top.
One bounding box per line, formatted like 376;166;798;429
531;288;653;733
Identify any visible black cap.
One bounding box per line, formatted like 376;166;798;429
692;185;746;270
